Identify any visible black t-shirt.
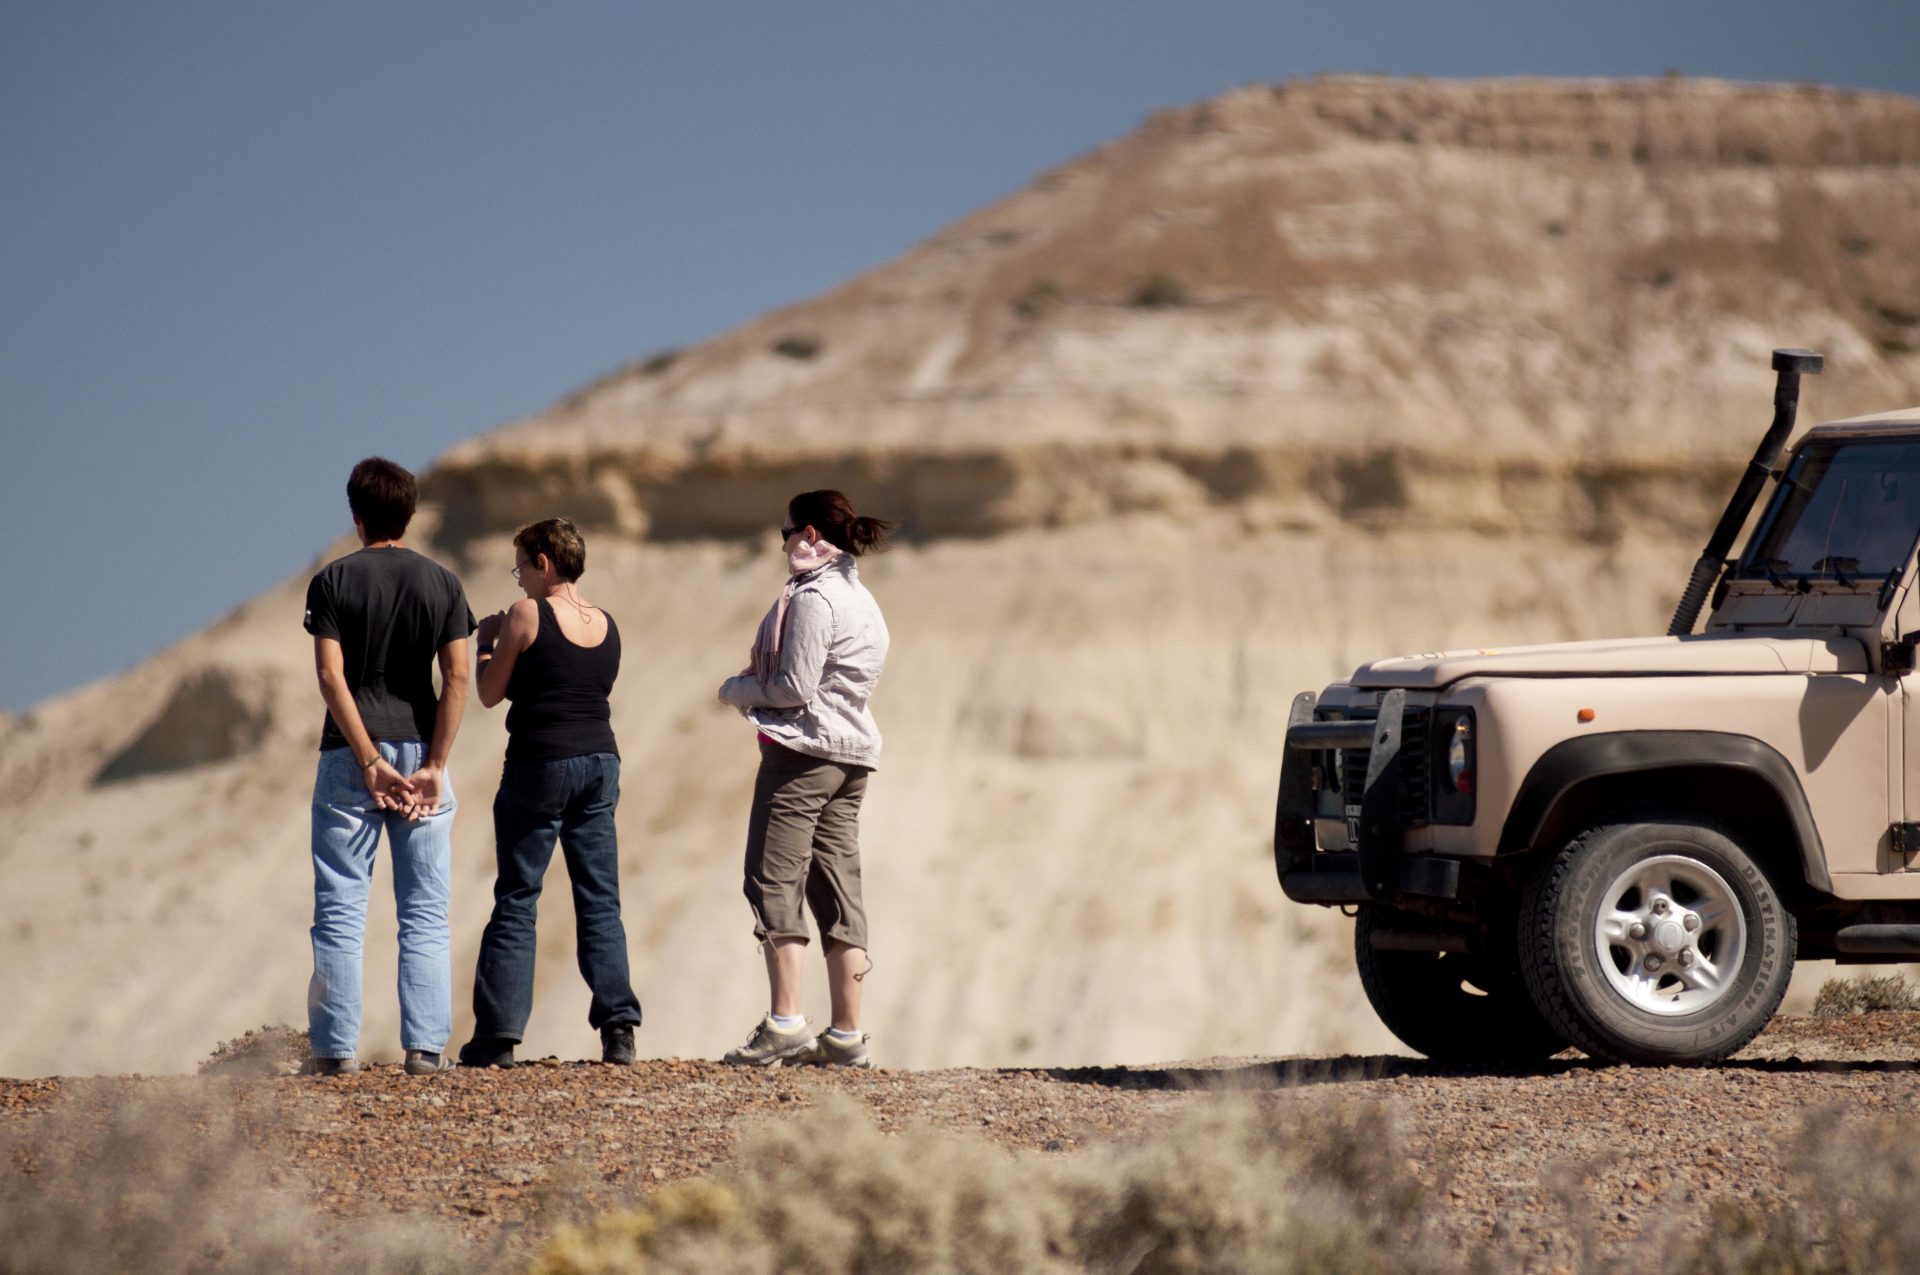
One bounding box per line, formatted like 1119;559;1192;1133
303;547;476;752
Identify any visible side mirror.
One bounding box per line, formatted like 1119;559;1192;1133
1885;633;1919;677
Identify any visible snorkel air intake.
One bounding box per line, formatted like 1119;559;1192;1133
1666;348;1824;636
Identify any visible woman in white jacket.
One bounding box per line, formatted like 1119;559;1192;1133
717;490;893;1068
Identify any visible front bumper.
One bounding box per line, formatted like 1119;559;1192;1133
1274;688;1461;905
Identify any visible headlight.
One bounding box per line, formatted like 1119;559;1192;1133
1447;716;1474;794
1431;708;1476;824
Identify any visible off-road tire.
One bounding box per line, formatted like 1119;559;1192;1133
1353;906;1568;1064
1518;816;1795;1064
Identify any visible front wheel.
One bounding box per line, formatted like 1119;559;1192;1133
1353;906;1568;1064
1518;817;1795;1064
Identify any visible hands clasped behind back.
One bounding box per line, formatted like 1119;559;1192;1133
361;754;447;821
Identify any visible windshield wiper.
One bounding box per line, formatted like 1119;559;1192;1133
1812;555;1860;587
1757;558;1813;593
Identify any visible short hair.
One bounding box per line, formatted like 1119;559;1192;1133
513;517;587;582
346;457;417;541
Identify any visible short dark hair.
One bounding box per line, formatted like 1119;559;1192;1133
513;517;587;582
787;490;895;557
347;457;417;541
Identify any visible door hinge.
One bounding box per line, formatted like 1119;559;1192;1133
1893;823;1920;858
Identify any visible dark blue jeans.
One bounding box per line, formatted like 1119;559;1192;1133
470;753;642;1040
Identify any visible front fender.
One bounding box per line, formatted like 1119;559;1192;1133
1497;731;1831;894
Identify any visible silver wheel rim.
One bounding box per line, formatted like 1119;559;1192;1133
1591;854;1747;1017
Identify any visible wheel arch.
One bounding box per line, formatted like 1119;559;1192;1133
1498;731;1831;897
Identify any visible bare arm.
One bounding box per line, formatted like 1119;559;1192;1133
403;637;472;817
718;591;833;710
314;636;412;810
475;599;539;708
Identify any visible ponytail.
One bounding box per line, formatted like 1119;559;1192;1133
788;490;896;557
847;515;892;553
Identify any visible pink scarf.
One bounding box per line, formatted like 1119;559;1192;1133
750;540;843;683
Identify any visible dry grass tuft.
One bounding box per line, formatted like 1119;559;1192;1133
1669;1115;1920;1274
0;1084;479;1275
1811;974;1920;1017
1126;273;1187;309
1012;279;1065;319
770;335;822;360
198;1023;312;1077
530;1096;1454;1275
18;1080;1920;1274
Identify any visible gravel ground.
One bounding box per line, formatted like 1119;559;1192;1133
7;1014;1920;1269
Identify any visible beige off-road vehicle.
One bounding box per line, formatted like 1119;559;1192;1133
1276;350;1920;1064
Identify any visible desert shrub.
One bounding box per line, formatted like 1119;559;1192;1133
1012;280;1064;318
1668;1114;1920;1273
639;349;681;375
1811;973;1920;1017
0;1085;476;1275
529;1097;1453;1275
1127;274;1187;309
199;1023;311;1077
770;336;821;360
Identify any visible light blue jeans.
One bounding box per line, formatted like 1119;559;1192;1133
309;741;454;1059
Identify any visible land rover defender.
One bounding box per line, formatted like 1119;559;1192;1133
1275;349;1920;1064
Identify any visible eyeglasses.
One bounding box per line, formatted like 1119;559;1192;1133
510;562;526;581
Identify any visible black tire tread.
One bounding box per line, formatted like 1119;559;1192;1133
1518;814;1795;1064
1518;827;1610;1058
1354;907;1567;1064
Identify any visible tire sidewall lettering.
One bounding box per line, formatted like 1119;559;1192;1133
1523;819;1796;1064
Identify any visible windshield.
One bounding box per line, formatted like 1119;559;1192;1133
1739;439;1920;584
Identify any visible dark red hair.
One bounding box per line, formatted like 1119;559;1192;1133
788;490;895;556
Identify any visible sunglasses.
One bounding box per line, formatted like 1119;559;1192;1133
780;525;801;540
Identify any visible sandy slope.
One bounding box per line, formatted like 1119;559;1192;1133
0;517;1779;1076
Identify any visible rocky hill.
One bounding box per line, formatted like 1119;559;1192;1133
431;75;1920;548
3;76;1917;1077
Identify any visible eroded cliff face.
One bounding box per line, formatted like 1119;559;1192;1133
2;77;1918;1076
429;76;1920;553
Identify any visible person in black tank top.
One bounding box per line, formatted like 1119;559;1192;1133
457;518;643;1068
502;598;621;762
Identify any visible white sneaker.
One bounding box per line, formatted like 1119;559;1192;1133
722;1015;816;1067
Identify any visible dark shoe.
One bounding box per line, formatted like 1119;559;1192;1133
601;1024;637;1066
457;1037;517;1069
304;1056;360;1077
404;1050;454;1075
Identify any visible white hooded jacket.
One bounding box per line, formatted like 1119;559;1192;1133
717;556;889;768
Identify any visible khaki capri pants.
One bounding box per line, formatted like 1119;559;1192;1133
743;740;870;951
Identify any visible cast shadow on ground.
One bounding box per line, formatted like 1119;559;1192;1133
1039;1053;1920;1091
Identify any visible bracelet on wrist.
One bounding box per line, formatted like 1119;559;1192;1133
477;642;495;657
360;755;380;771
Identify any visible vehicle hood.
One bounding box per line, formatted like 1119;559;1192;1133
1350;633;1866;690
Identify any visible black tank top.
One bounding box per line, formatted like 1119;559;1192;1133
503;599;620;762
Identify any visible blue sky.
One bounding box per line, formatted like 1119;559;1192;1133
3;1;1917;712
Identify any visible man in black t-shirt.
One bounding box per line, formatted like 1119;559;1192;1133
302;457;475;1077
